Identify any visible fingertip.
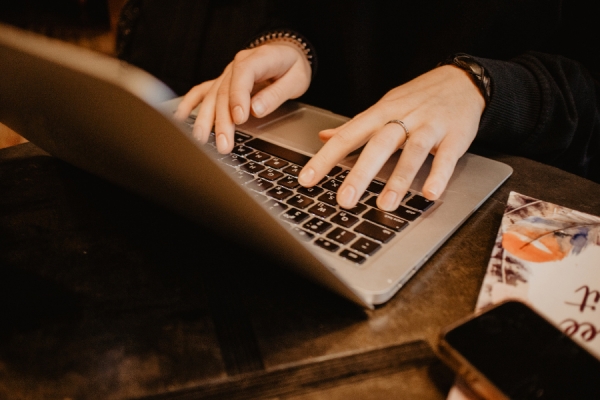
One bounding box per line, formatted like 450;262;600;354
232;105;245;125
318;129;335;143
337;184;357;209
422;182;442;200
192;124;204;142
378;190;400;211
216;133;230;154
251;98;266;117
298;167;315;186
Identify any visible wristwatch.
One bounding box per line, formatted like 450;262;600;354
439;53;491;104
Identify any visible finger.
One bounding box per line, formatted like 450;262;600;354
250;67;310;118
213;67;236;154
174;81;213;120
299;113;378;187
193;84;219;144
421;132;471;200
336;123;407;208
228;50;256;124
194;74;227;144
318;128;336;143
377;124;436;211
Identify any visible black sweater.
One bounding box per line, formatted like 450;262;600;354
118;0;600;182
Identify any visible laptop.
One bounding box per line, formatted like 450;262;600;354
0;24;513;308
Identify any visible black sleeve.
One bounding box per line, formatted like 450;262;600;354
475;53;600;181
116;0;288;95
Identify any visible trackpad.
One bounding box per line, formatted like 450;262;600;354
256;107;348;155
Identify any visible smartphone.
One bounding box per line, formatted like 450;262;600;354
437;300;600;400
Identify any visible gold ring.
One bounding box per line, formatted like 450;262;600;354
385;119;410;139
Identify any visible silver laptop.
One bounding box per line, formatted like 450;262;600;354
0;24;512;308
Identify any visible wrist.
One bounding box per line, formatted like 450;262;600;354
246;30;317;78
438;53;491;105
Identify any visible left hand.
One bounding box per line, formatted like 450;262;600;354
297;65;486;211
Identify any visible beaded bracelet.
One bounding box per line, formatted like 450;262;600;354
439;53;491;104
246;30;317;77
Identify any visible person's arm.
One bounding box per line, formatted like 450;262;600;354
174;32;314;154
475;52;600;181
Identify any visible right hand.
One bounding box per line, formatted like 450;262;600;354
174;41;312;154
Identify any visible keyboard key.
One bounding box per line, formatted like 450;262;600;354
317;191;337;206
220;153;247;167
266;186;294;201
292;227;314;242
246;151;271;163
406;195;434;211
247;178;274;192
287;194;315;209
389;205;421;221
278;175;300;189
234;131;252;143
363;209;408;232
354;220;396;243
331;211;359;228
351;237;381;256
326;227;356;245
241;161;266;174
265;157;289;169
232;144;253;156
308;202;337;218
303;218;333;234
336;170;349;181
258;168;284;181
327;166;343;177
280;208;309;224
207;131;216;146
364;196;421;221
322;179;342;192
246;138;311;166
366;180;385;194
364;191;410;207
265;199;288;213
283;164;302;177
314;238;340;252
297;186;324;197
251;193;269;203
232;171;254;183
344;202;367;215
339;249;366;264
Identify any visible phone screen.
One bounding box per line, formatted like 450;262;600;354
442;301;600;399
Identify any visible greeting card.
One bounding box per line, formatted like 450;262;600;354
476;191;600;358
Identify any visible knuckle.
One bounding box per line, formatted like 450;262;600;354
233;49;251;63
407;133;434;152
332;128;356;148
386;173;411;189
264;84;284;104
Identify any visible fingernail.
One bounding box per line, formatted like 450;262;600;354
216;134;228;153
232;105;244;124
193;126;204;142
252;99;265;117
298;167;315;185
426;183;440;199
338;185;357;208
380;190;398;210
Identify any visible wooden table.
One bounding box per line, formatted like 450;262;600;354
1;142;599;399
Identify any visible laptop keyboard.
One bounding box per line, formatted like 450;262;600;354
191;123;434;265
